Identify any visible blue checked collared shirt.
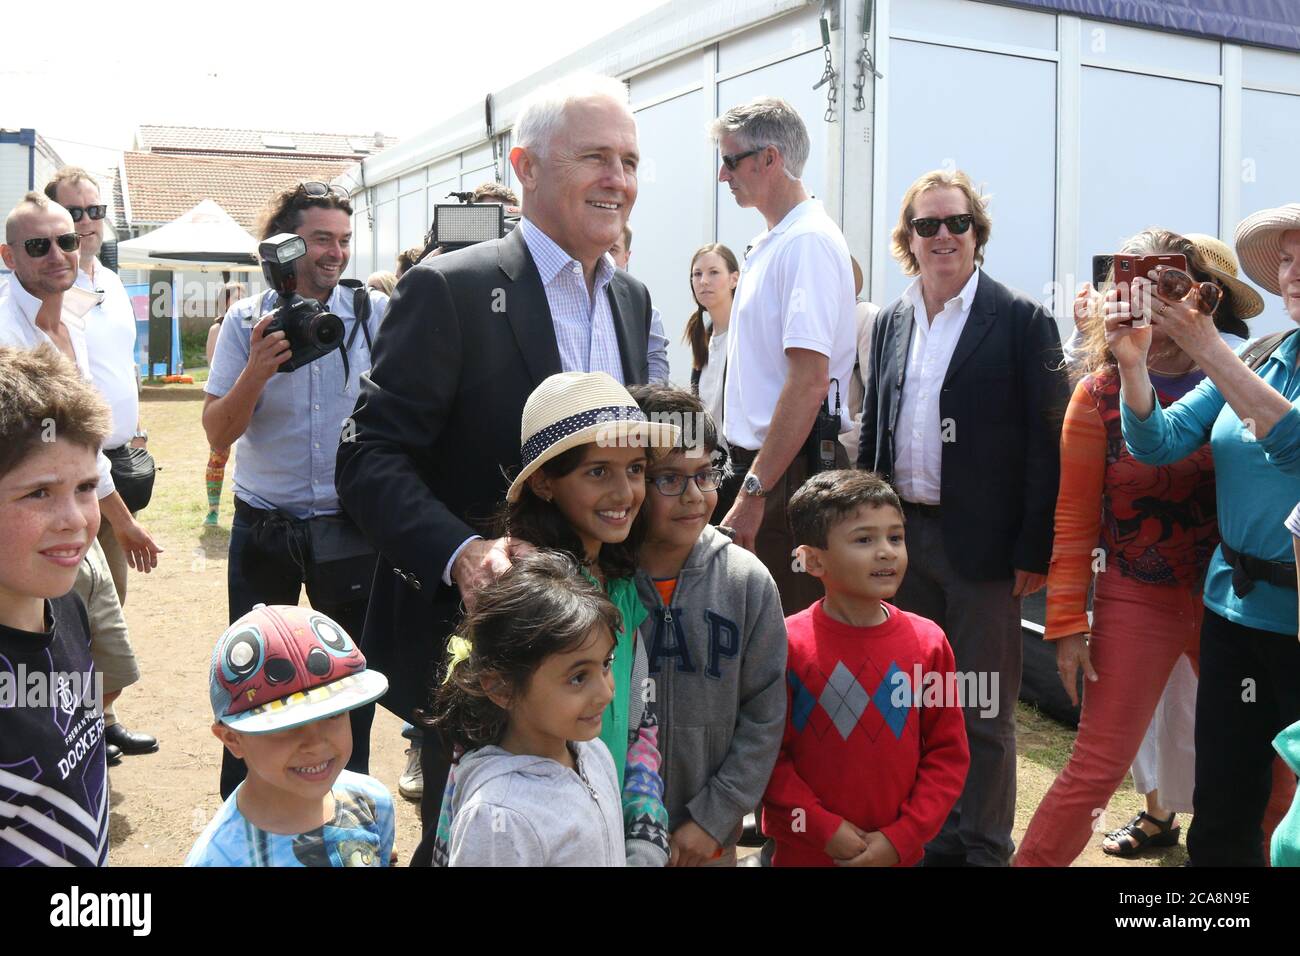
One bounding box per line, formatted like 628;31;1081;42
520;218;671;383
205;284;387;519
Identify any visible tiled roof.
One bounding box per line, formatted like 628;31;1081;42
109;165;127;233
120;152;353;230
136;125;397;160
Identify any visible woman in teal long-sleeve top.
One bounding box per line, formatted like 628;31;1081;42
1108;204;1300;866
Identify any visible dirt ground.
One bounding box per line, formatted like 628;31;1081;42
105;382;1179;866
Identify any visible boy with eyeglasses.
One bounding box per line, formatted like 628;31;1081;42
629;384;787;866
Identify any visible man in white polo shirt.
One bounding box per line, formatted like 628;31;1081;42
711;96;856;614
46;168;161;758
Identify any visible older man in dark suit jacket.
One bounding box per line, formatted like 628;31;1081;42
858;169;1068;867
336;74;664;860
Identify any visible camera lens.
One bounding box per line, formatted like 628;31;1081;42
308;312;345;350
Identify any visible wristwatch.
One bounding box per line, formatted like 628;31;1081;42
132;429;148;442
741;471;767;498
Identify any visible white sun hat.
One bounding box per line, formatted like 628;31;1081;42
506;372;681;503
1233;202;1300;296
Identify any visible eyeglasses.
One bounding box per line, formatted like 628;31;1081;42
721;148;764;171
1155;267;1223;316
296;181;350;201
649;469;724;497
22;233;81;258
65;205;107;223
910;214;975;238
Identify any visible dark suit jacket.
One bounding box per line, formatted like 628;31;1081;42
335;226;654;720
856;270;1068;581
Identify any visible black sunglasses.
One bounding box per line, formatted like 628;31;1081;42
65;205;107;223
22;233;81;258
296;181;350;201
721;147;765;171
910;214;975;238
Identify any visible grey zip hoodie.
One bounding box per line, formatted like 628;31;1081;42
445;739;626;867
635;524;788;846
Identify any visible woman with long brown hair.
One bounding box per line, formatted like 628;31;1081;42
684;243;739;430
1016;229;1263;865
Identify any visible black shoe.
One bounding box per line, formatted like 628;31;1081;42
106;743;123;766
105;723;159;755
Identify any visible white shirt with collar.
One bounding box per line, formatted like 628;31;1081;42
76;259;140;449
892;268;981;505
0;276;116;498
723;198;856;452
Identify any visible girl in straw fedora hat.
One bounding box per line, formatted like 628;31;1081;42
499;371;680;864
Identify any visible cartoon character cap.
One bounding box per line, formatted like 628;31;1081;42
209;604;388;735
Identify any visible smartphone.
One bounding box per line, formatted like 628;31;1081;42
1111;253;1187;328
1091;255;1113;290
1112;253;1187;299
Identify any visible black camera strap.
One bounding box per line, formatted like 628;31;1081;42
336;280;374;389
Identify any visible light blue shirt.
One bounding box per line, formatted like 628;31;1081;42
519;218;670;383
1121;332;1300;634
205;284;387;518
186;770;394;867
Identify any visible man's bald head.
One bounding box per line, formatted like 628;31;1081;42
5;192;73;242
1;193;79;298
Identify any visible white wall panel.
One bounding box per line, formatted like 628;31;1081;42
717;6;820;75
1240;88;1300;333
893;0;1057;51
629;90;709;386
715;49;830;265
1080;18;1220;76
883;40;1057;307
398;189;426;257
1077;69;1219;297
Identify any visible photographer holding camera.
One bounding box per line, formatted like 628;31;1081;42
202;182;388;799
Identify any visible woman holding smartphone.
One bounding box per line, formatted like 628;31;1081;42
1101;206;1300;866
1016;229;1262;866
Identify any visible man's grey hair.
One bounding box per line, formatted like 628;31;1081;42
5;191;56;243
514;73;632;156
709;96;809;180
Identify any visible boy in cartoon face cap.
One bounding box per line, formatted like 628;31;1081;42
187;605;393;866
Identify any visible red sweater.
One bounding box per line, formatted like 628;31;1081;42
762;600;969;866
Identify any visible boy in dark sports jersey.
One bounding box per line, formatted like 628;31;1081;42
0;345;112;866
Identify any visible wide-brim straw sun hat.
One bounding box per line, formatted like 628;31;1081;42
1183;232;1264;320
506;371;681;503
1234;203;1300;297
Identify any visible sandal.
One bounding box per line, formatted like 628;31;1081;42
1102;811;1180;857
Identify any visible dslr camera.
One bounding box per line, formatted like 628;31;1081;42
258;233;346;372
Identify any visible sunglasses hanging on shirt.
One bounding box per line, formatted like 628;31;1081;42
22;233;81;258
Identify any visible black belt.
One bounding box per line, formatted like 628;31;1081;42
901;499;942;519
1221;542;1297;598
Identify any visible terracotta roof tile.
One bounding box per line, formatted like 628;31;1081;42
121;152;353;230
137;125;397;160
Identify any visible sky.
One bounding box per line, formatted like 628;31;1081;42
5;0;669;173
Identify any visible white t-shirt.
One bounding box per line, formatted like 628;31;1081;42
77;260;139;449
723;199;856;452
0;278;115;498
697;327;728;436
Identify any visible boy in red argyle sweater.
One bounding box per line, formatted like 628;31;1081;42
762;471;969;866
